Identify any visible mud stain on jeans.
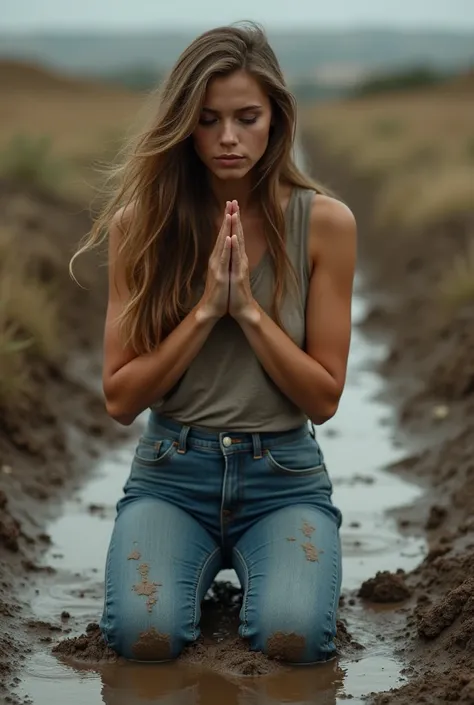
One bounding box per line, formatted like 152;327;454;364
301;521;316;538
266;631;306;662
132;562;161;613
132;627;171;661
127;549;141;560
301;541;321;562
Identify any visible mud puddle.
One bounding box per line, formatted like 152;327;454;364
17;278;426;704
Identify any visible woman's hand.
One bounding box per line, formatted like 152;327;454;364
228;201;259;323
197;203;232;322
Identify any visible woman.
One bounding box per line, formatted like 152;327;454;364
72;22;356;665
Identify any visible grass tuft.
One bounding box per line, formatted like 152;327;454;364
438;238;474;311
0;133;68;190
0;229;61;407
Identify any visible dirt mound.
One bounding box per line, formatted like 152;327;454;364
53;623;121;663
372;671;474;705
358;571;411;603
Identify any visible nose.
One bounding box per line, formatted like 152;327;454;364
219;119;238;148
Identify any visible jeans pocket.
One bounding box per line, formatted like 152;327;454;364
264;435;326;476
133;436;178;468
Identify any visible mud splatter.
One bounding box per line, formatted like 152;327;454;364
301;542;321;562
266;631;306;662
132;627;171;661
132;563;161;613
301;521;316;538
127;550;141;561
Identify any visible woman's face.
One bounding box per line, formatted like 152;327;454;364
193;69;272;181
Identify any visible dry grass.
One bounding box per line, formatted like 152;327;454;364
0;62;145;407
0;228;61;407
438;237;474;311
0;133;69;192
301;81;474;230
0;61;145;201
374;164;474;231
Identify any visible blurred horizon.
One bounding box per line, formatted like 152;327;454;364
2;0;474;31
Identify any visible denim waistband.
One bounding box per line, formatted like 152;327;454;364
148;412;314;457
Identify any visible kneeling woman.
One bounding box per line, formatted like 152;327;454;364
71;22;356;664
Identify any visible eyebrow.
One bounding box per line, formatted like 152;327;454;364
201;105;263;114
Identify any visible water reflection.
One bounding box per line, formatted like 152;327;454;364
97;658;345;705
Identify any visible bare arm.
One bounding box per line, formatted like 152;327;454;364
234;195;357;424
103;208;232;425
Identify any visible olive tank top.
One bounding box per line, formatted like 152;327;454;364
152;187;315;432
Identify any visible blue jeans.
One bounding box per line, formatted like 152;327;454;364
100;412;343;664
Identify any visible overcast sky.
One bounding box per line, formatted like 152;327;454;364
1;0;473;31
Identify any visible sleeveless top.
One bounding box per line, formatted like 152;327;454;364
152;187;315;432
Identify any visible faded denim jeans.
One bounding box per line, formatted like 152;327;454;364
100;411;343;664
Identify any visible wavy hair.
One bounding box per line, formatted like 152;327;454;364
70;21;327;353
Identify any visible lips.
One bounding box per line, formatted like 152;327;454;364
214;155;245;168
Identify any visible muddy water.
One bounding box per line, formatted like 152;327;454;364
18;278;426;705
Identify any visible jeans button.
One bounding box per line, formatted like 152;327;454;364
222;436;232;448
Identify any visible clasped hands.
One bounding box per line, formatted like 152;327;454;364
201;199;259;323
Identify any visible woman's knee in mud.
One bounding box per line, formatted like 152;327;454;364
246;612;336;664
102;615;188;662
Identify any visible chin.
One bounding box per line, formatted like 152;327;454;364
210;164;253;181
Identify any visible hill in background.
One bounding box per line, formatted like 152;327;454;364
1;28;473;91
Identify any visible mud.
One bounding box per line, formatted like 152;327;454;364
358;571;411;604
50;581;363;677
53;623;121;663
0;181;128;703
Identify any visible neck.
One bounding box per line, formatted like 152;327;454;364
209;172;256;211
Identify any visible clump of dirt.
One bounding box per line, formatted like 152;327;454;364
183;636;283;676
417;577;474;640
358;571;411;603
334;619;365;653
53;623;122;663
425;505;448;530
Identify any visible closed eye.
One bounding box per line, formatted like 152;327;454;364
198;115;259;127
198;117;218;126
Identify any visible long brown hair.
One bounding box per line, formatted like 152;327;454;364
70;21;326;354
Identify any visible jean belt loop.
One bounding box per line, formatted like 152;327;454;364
177;424;190;454
252;433;262;460
309;421;316;439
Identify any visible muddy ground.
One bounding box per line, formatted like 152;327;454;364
302;138;474;703
0;180;128;702
1;149;473;704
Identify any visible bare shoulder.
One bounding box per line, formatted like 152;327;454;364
110;201;137;240
309;194;357;249
108;203;138;297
